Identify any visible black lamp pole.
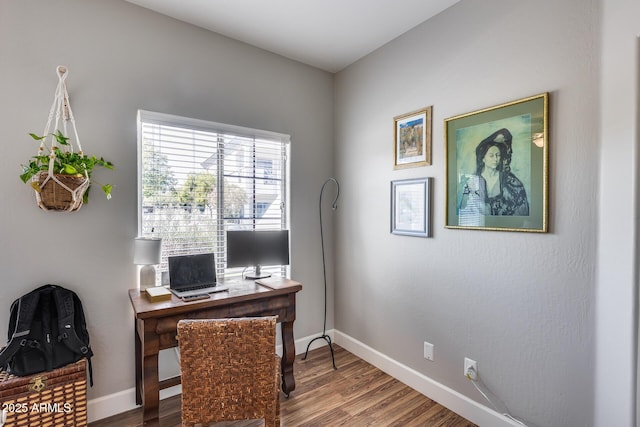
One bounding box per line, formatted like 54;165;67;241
303;178;339;369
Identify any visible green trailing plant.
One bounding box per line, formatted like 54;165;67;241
20;130;114;202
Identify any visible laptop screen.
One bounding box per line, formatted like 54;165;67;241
168;253;217;290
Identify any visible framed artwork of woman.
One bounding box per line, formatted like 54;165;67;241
444;93;548;232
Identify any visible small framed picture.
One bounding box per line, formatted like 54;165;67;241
391;177;432;237
394;107;432;169
444;93;548;232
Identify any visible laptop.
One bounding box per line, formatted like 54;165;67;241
168;253;228;298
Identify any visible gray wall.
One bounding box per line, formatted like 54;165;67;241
334;1;599;426
2;0;639;426
0;0;334;401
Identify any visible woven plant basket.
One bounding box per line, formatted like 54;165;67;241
34;171;89;212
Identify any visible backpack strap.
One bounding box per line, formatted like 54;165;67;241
53;287;94;386
0;290;42;369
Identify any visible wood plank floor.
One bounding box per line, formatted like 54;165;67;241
89;345;477;426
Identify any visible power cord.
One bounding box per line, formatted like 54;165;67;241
465;366;539;427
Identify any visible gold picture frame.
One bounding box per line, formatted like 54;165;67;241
444;93;548;232
394;106;432;169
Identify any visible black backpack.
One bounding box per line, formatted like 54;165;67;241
0;284;93;385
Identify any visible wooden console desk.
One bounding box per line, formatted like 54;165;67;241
128;278;302;426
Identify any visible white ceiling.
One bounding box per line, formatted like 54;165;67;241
125;0;460;73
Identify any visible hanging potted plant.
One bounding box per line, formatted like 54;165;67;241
19;66;114;212
19;130;114;211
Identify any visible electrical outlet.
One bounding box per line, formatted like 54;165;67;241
423;342;434;361
464;357;477;379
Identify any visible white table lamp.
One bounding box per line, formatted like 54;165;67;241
134;237;162;289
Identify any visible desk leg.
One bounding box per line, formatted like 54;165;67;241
139;317;161;426
280;320;296;396
142;352;160;425
134;320;142;405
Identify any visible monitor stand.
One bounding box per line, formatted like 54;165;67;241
245;265;272;280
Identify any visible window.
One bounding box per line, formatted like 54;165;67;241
137;110;290;281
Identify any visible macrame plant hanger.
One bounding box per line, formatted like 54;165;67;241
34;65;89;212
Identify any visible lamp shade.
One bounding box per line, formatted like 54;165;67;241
134;237;162;265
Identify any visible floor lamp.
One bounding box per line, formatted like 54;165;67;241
304;178;340;369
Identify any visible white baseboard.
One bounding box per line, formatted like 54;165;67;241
88;329;519;427
333;331;523;427
87;382;183;423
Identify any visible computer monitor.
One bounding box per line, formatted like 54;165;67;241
226;229;290;279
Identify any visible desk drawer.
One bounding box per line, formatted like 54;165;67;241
155;296;293;348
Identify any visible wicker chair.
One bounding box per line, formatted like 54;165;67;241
177;317;281;427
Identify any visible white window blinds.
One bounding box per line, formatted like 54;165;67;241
137;110;290;280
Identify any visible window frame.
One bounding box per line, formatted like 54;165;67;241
136;110;291;281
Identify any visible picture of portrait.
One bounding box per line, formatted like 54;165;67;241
455;115;532;225
445;93;548;232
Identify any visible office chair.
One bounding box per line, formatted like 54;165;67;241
177;317;280;427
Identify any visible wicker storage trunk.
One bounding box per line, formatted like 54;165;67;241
0;359;87;427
